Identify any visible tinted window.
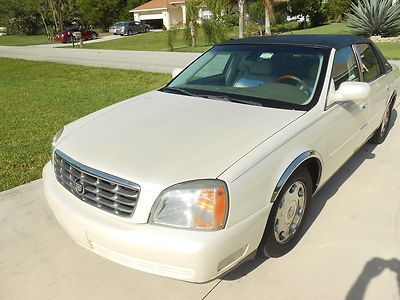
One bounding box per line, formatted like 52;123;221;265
332;47;360;90
356;44;381;82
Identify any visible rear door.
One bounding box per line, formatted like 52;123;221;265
354;43;390;132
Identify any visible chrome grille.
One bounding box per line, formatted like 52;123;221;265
53;150;140;218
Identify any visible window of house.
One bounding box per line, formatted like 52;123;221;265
332;46;360;90
355;44;382;82
201;9;213;20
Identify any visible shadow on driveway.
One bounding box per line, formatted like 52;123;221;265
223;110;397;281
346;257;400;300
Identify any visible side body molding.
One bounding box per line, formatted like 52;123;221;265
270;150;322;203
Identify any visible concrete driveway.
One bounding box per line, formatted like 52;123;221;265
0;46;200;73
1;105;400;299
26;34;125;48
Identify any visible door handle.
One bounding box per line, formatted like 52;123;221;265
361;103;368;110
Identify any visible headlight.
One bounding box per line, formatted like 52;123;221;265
51;127;64;154
150;180;229;231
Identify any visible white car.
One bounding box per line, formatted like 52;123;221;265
43;35;399;283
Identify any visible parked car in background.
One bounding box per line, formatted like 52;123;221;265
109;21;150;36
0;27;6;36
55;25;98;43
44;35;399;283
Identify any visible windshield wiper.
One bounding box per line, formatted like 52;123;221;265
161;87;264;107
159;86;197;97
202;94;263;107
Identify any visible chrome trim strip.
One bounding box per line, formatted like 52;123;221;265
270;150;322;203
54;149;141;191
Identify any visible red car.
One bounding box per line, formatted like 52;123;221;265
55;25;98;43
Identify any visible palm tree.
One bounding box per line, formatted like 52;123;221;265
238;0;246;38
186;0;200;47
264;0;274;36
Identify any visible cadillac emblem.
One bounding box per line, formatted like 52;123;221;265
74;179;85;195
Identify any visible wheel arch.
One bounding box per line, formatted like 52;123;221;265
270;150;322;203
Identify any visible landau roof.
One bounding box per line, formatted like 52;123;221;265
220;34;372;50
219;34;393;73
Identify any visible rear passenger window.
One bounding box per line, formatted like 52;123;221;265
355;44;382;82
332;47;360;90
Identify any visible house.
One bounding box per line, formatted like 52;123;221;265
129;0;212;30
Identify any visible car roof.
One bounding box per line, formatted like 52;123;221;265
219;34;371;50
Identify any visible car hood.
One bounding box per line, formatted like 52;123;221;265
57;91;304;191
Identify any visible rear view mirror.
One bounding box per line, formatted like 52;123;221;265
172;68;183;78
329;82;370;105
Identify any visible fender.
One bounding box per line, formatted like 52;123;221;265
270;150;322;203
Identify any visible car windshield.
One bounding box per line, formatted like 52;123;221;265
165;44;329;110
115;22;127;27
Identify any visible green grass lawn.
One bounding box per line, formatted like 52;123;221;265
0;58;170;191
81;30;211;52
282;23;350;35
0;34;49;46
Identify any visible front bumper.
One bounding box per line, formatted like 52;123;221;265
43;162;268;282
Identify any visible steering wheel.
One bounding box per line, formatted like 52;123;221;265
275;75;309;94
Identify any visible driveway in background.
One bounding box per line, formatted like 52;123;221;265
1;105;400;300
0;46;200;73
26;34;125;48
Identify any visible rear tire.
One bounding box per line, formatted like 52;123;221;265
259;168;312;258
91;32;97;40
370;101;394;144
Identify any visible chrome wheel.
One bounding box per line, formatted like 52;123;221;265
274;181;307;244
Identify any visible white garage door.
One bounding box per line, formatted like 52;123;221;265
139;13;164;21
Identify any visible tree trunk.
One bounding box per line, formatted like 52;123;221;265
48;0;59;32
264;0;273;36
39;10;50;40
238;0;245;38
190;21;196;47
265;9;271;36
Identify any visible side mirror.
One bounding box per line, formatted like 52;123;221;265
329;82;371;105
172;68;183;78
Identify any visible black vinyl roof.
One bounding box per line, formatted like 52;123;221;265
219;34;372;50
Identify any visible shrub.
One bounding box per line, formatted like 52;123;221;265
166;26;179;51
202;19;230;44
346;0;400;37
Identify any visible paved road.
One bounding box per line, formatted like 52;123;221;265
1;105;400;300
0;46;201;73
0;44;399;74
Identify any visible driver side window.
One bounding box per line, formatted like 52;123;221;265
332;47;360;90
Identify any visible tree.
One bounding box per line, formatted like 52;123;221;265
326;0;352;22
238;0;245;38
186;0;200;47
289;0;326;27
264;0;274;35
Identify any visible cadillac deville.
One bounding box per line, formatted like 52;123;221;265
43;35;400;282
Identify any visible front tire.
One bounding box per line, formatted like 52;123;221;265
259;168;312;258
370;101;394;144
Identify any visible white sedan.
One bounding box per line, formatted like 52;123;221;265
43;34;400;282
